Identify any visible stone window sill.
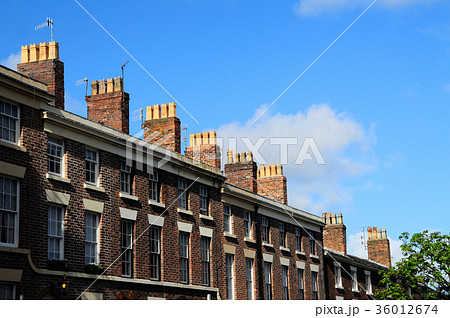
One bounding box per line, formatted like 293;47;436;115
310;255;320;261
200;214;214;221
296;251;306;256
224;233;237;239
120;192;139;201
148;199;165;208
46;173;71;183
244;237;256;243
280;246;290;252
336;285;344;290
177;208;193;216
263;242;274;248
0;140;26;152
84;183;106;193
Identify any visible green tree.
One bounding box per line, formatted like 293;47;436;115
374;230;450;300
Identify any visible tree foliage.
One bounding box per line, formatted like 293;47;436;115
374;230;450;300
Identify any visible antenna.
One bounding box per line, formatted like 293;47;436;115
121;60;129;103
181;124;188;146
76;77;88;96
35;17;54;42
132;108;144;125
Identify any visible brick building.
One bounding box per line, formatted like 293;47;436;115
0;41;392;300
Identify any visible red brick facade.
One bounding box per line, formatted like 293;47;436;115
367;227;391;267
322;213;347;254
142;115;181;153
224;150;258;193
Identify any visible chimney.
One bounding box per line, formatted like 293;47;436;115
142;103;181;153
322;213;347;254
17;42;64;109
86;77;130;134
224;150;257;192
185;131;221;168
256;165;287;204
367;227;391;267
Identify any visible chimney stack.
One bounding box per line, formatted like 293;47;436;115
256;165;287;204
86;77;130;134
142;103;181;153
367;227;391;267
322;213;347;254
185;131;221;168
224;149;257;192
17;42;64;109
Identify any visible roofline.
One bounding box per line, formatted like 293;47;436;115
324;247;388;271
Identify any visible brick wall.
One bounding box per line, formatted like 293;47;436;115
367;227;391;267
224;151;257;193
322;213;347;254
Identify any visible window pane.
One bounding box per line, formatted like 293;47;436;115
226;254;234;300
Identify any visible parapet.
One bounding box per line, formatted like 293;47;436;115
91;77;123;95
257;164;283;178
321;213;344;225
21;42;59;63
226;149;253;164
189;131;217;147
145;103;177;120
368;227;387;240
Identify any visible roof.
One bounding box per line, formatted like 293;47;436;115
324;247;388;271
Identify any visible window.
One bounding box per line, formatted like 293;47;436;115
0;100;18;143
279;222;286;248
178;179;188;209
121;220;133;277
223;205;232;234
262;217;269;243
334;262;342;288
243;211;251;239
0;176;18;246
149;170;159;202
85;149;98;185
309;231;316;256
48;205;64;260
120;161;131;194
201;236;211;286
179;232;189;283
0;283;15;300
85;213;100;265
312;271;318;300
48;138;63;176
295;227;302;252
298;269;304;300
225;254;234;300
246;258;254;300
351;267;358;292
264;262;272;300
282;265;289;300
365;271;372;295
150;226;161;281
199;185;208;215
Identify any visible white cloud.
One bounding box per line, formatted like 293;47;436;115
0;52;21;71
348;231;404;264
217;103;377;213
295;0;437;17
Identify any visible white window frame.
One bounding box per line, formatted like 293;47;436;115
199;185;208;215
149;170;159;202
179;231;190;284
279;222;286;248
334;261;343;288
282;265;289;300
85;148;99;186
351;266;359;292
309;231;316;256
245;258;254;300
201;236;211;286
120;161;132;195
85;212;100;265
48;137;64;176
225;254;234;300
0;176;19;248
262;216;269;243
365;270;372;295
149;226;161;281
312;271;319;300
121;219;134;277
223;205;232;234
0;283;16;300
0;99;19;144
243;211;252;239
295;227;302;252
48;205;64;260
264;261;272;300
298;268;304;300
178;178;188;209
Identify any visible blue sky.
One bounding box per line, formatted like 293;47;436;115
1;0;449;263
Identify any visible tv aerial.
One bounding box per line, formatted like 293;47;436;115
35;17;54;42
76;77;89;96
